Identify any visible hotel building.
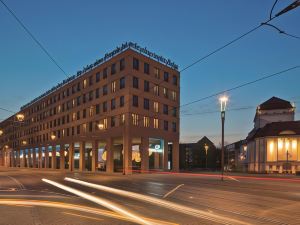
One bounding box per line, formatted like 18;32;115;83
0;42;180;174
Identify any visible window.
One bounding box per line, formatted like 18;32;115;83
154;102;159;113
111;116;116;127
133;57;139;70
154;118;159;129
77;96;81;106
132;114;139;126
111;98;116;110
164;72;169;82
103;68;108;79
89;122;93;132
144;80;149;92
99;118;108;130
96;72;100;82
96;88;100;98
83;79;87;89
163;88;168;98
144;98;150;110
120;77;125;89
77;125;80;134
96;104;100;114
89;106;94;117
172;75;177;85
120;96;125;107
172;122;177;132
154;85;159;96
72;85;76;94
171;91;177;101
77;111;80;120
154;68;160;79
172;107;177;117
144;63;150;74
164;121;168;131
83;123;87;133
144;116;150;127
111;63;116;75
133;95;138;107
83;94;86;104
89;75;93;86
103;85;108;95
133;76;139;89
83;109;87;118
111;81;116;93
77;82;81;91
89;91;93;101
103;101;107;112
120;114;125;125
120;58;125;71
163;104;168;115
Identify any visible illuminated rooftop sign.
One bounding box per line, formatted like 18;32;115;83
21;42;178;110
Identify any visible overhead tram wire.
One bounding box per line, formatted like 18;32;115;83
0;0;69;79
179;65;300;109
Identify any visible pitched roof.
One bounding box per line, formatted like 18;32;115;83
258;96;293;110
248;121;300;140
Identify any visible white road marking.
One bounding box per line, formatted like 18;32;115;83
227;176;240;182
163;184;184;199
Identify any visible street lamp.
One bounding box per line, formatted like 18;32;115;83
16;113;25;122
219;95;228;181
0;129;3;136
204;144;209;170
50;134;56;141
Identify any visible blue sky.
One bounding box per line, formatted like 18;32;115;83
0;0;299;144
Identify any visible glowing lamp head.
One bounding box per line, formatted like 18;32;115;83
50;134;56;140
22;140;27;145
16;113;25;122
204;144;209;152
219;96;228;112
4;145;9;149
0;130;3;136
98;123;104;130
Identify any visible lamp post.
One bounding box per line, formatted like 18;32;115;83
204;144;209;170
219;96;228;181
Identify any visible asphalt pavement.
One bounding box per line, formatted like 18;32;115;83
0;168;299;225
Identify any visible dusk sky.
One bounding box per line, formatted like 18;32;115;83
0;0;299;145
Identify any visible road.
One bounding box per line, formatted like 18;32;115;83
0;168;299;225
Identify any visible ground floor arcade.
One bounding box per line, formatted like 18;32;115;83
2;136;179;174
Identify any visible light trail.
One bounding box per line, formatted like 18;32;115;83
0;199;177;225
65;177;249;225
42;178;156;225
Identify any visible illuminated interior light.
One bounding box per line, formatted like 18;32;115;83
269;142;274;154
292;140;297;150
278;139;283;149
102;151;107;161
16;113;25;122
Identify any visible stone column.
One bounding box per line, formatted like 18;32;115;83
172;140;180;172
106;138;113;173
38;147;42;169
45;148;49;169
141;137;149;173
32;149;36;168
52;146;56;169
123;127;132;175
92;141;98;172
60;144;65;170
69;143;74;171
79;142;85;171
164;140;169;171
